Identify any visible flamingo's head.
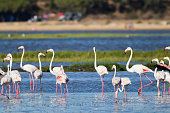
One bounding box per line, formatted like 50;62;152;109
6;53;12;58
124;47;131;53
160;60;164;64
112;65;116;70
46;49;54;53
3;57;10;62
38;53;45;57
93;47;96;51
18;46;24;50
163;57;169;61
164;46;170;50
151;58;159;63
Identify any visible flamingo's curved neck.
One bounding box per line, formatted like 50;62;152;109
49;51;54;74
20;48;24;69
114;67;116;77
9;55;12;74
93;49;97;69
154;67;157;78
167;58;170;67
38;55;42;71
126;49;133;72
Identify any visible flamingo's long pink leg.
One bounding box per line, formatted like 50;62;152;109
31;73;35;91
60;84;62;97
9;85;11;97
64;86;65;96
1;85;3;94
13;82;15;95
65;84;69;95
18;83;20;94
162;81;164;95
125;86;127;100
114;86;115;92
56;77;58;96
138;73;153;95
167;87;170;95
40;78;42;90
164;81;166;95
36;79;37;91
29;73;31;91
138;74;143;96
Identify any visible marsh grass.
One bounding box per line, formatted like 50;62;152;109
0;50;169;63
0;33;170;39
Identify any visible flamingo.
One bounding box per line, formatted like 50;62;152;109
163;57;170;67
165;46;170;50
158;60;170;95
56;65;69;96
151;58;166;96
112;65;131;100
4;53;22;96
46;49;66;96
1;64;11;98
18;46;38;91
93;47;108;94
34;53;45;90
125;47;153;96
111;65;120;93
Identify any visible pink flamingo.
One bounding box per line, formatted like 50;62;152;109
93;47;108;94
125;47;153;96
46;49;67;96
1;64;11;98
34;53;45;90
18;46;38;91
158;60;170;95
152;58;166;96
4;54;22;97
112;65;131;100
165;46;170;50
111;65;120;94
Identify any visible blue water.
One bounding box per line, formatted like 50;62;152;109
0;72;170;112
0;36;169;53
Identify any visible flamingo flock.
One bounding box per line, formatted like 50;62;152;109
0;45;169;100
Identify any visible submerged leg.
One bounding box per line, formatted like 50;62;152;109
138;74;143;96
29;73;32;91
65;84;69;95
40;78;42;90
31;73;35;91
60;84;62;97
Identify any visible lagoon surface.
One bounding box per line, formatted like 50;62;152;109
0;30;170;53
1;72;170;113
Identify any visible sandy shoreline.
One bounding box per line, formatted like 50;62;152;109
0;20;170;31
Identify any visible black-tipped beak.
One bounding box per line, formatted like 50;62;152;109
124;52;126;54
3;60;4;62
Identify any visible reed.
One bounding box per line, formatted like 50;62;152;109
0;49;169;63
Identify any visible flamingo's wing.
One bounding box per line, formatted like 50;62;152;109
112;77;121;86
53;67;63;76
96;65;109;75
34;69;42;79
11;70;21;82
155;63;170;72
121;77;131;86
131;64;153;73
22;64;38;72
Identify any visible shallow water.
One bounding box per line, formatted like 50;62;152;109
1;72;170;112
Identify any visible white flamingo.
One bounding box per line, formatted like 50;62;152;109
56;65;69;96
1;64;11;98
111;65;120;92
46;49;66;96
152;58;166;96
18;46;38;91
158;60;170;95
34;53;45;90
163;57;170;67
4;53;22;96
165;46;170;50
93;47;108;94
125;47;153;96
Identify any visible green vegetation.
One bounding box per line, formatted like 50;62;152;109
1;33;170;39
0;0;169;21
1;49;169;63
